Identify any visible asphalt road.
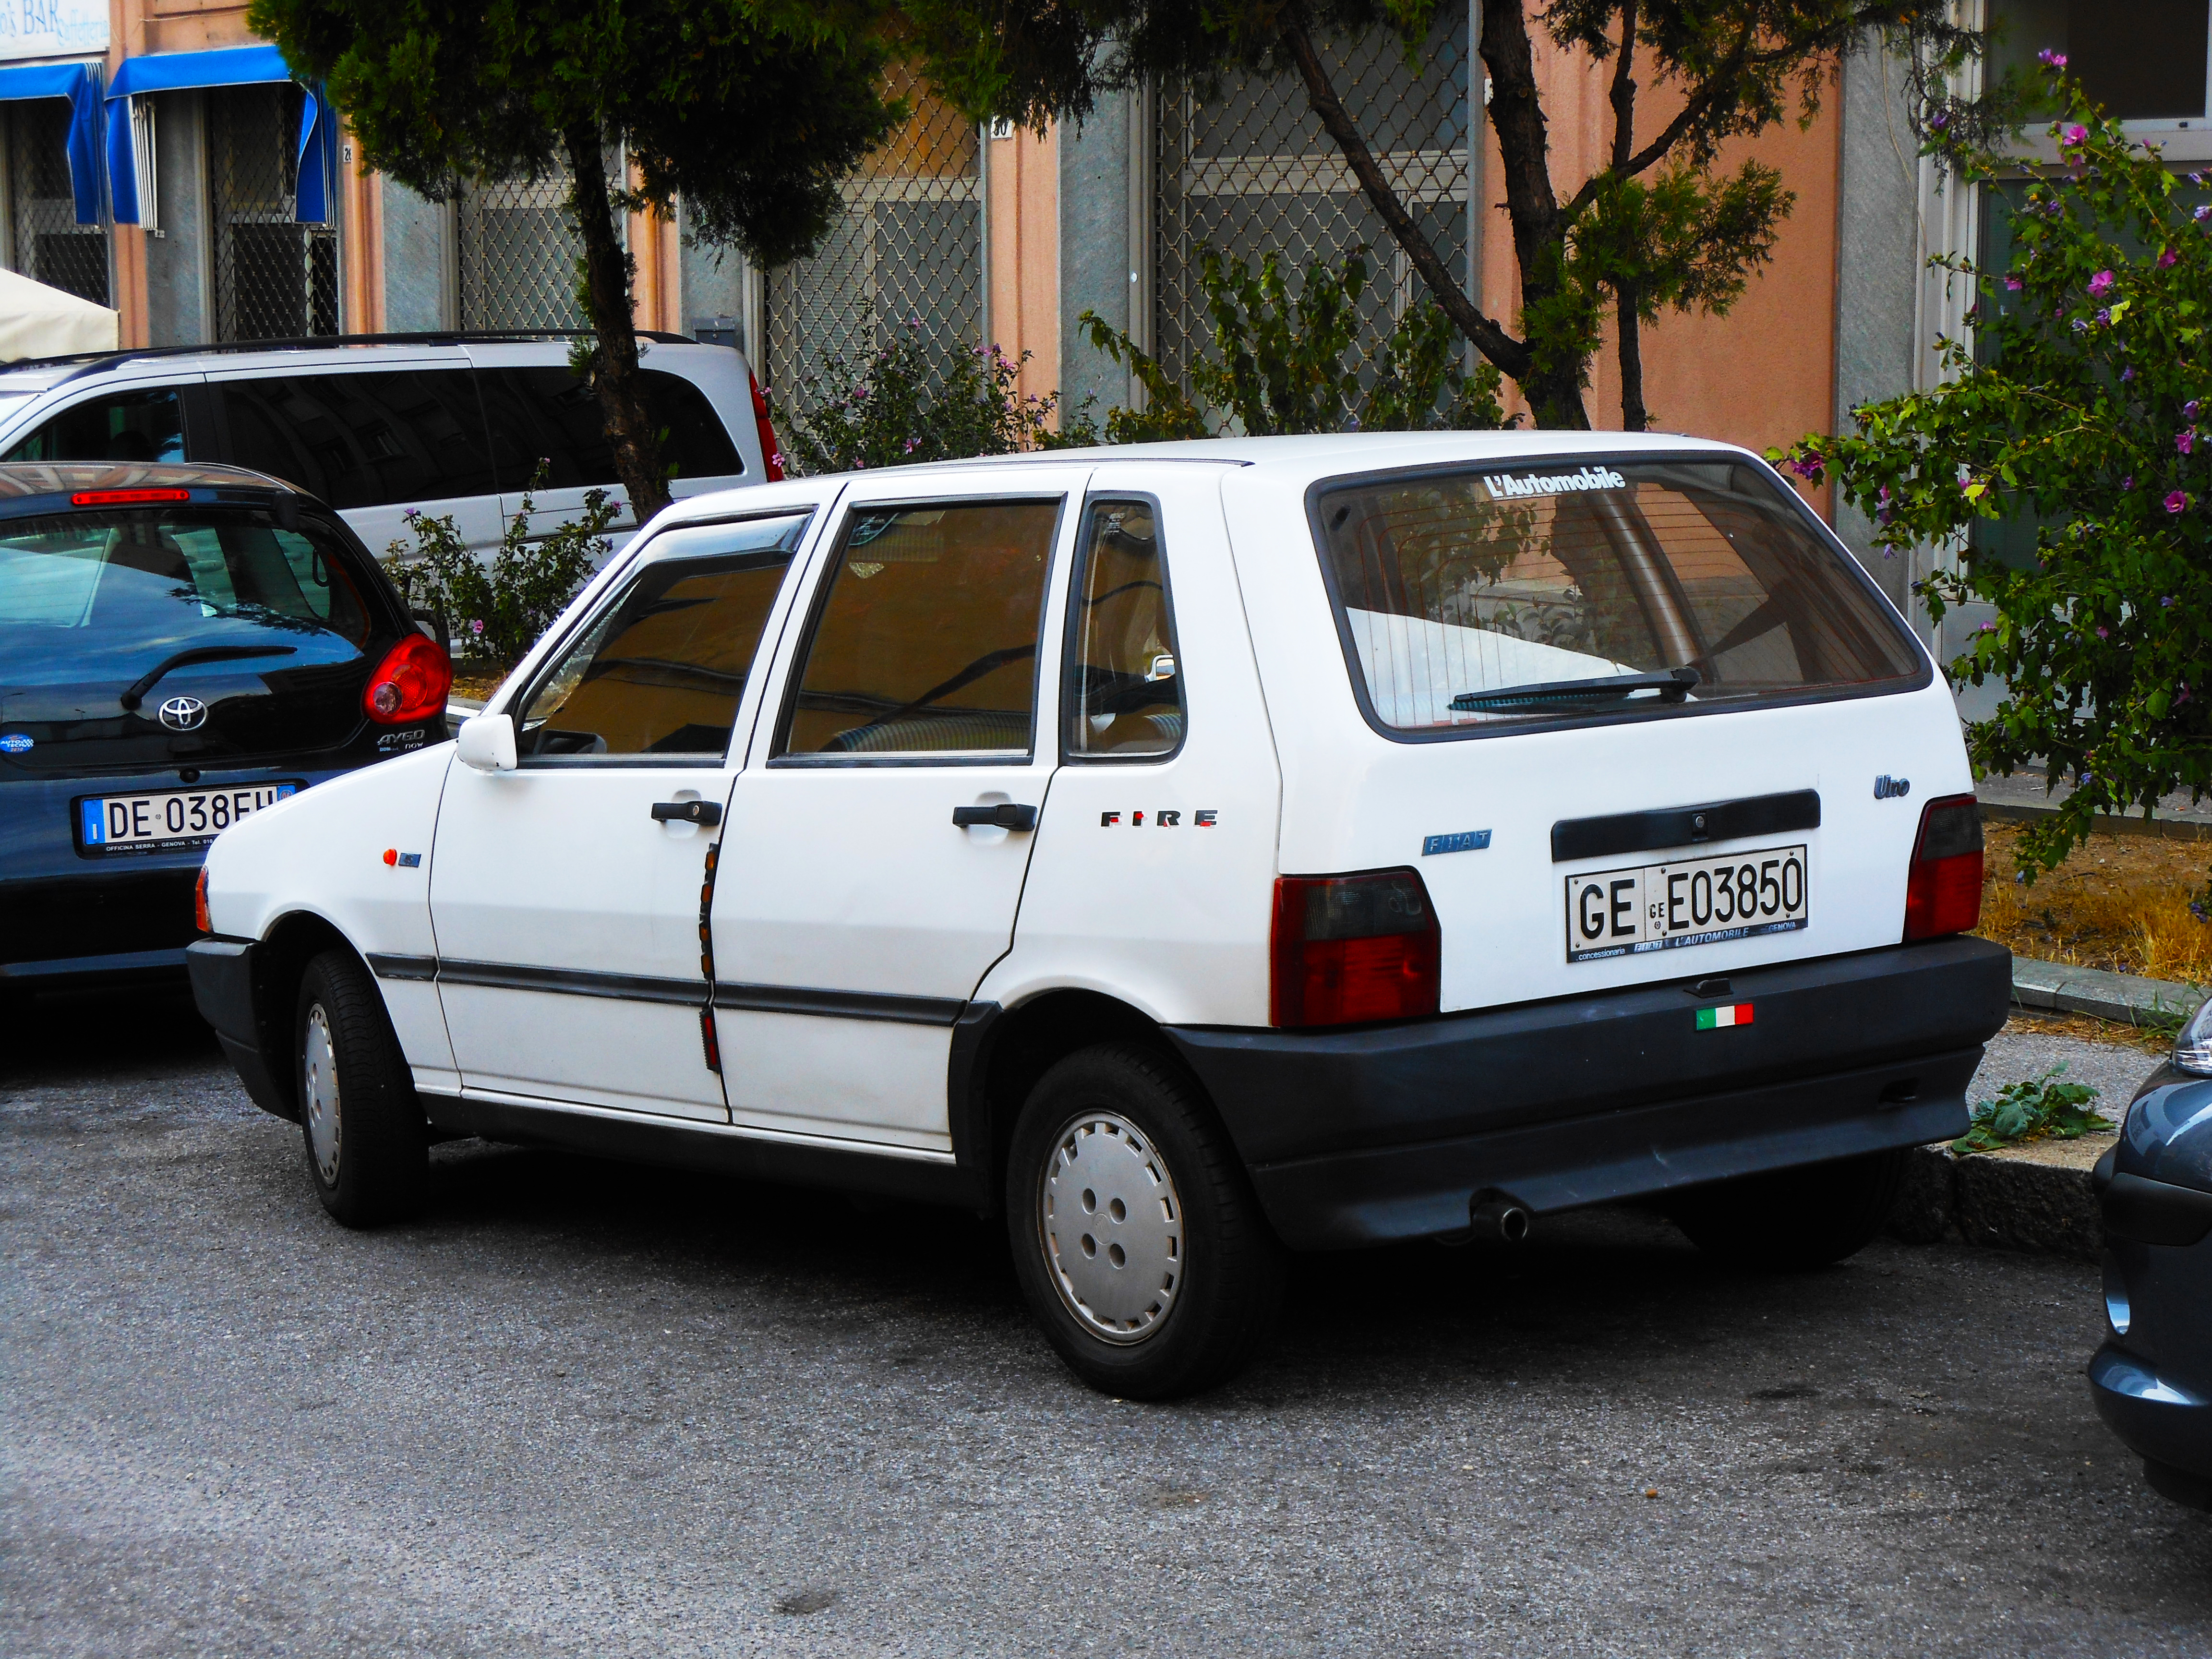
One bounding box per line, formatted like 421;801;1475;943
4;989;2208;1658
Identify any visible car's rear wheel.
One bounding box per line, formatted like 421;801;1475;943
1005;1042;1282;1399
1665;1148;1908;1270
295;949;427;1227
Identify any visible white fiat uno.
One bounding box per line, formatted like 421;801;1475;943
190;433;2011;1397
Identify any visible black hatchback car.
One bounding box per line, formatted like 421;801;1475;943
0;461;449;994
2091;994;2212;1512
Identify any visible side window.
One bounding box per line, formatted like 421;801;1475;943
216;372;499;508
779;499;1060;757
1065;499;1183;758
479;367;744;491
3;386;187;464
517;514;809;761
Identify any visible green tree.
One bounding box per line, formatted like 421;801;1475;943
252;0;903;520
906;0;1996;430
1776;64;2211;914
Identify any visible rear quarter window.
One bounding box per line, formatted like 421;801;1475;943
1312;458;1924;737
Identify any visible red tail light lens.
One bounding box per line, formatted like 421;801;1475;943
1271;868;1442;1028
362;633;453;725
1903;793;1984;940
748;369;785;482
193;867;211;934
72;488;192;505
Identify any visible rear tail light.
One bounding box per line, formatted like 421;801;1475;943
1271;868;1441;1028
72;488;192;505
193;867;211;934
748;369;785;482
1902;793;1984;940
362;633;453;725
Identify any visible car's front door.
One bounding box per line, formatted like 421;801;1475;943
709;470;1087;1153
428;507;824;1120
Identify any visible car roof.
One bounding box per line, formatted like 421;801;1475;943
898;430;1748;471
0;460;297;500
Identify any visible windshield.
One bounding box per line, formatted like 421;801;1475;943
1314;459;1923;734
0;507;373;690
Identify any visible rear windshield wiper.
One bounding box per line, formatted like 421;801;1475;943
120;645;297;710
1449;666;1700;714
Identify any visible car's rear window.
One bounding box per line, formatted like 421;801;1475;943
0;507;374;687
1313;459;1923;735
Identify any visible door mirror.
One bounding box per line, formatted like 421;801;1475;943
456;713;517;772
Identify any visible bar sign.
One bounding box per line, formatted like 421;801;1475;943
1696;1002;1755;1030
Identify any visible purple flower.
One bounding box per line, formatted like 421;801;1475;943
2088;269;2115;298
1929;109;1952;132
404;507;419;519
2004;276;2024;291
468;618;484;635
2122;366;2136;382
2197;205;2212;224
2181;429;2198;455
2164;596;2177;607
2095;626;2109;638
2038;48;2068;69
2063;123;2089;147
2159;248;2179;269
2095;307;2112;325
2071;318;2088;334
2187;400;2202;420
1979;622;1998;633
2123;477;2134;491
2168;490;2191;514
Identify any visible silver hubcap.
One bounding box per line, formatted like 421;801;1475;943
1037;1110;1183;1344
303;1003;340;1186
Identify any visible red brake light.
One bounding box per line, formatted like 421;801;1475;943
193;867;211;934
1271;868;1442;1028
72;488;192;505
363;632;452;725
1903;793;1984;940
748;369;785;482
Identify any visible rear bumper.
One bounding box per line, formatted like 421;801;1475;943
1166;935;2012;1250
185;938;295;1121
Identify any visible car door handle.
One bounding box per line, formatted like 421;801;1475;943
952;803;1038;830
651;800;722;826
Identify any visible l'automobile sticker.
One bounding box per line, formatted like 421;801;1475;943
1483;466;1627;501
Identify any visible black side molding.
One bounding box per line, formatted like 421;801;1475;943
1553;789;1821;863
713;981;968;1026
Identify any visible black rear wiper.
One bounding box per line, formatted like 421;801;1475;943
120;645;297;710
1450;666;1700;713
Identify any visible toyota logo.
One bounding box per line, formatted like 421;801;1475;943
157;695;208;732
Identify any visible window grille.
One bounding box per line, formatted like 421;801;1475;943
210;84;338;342
764;67;984;411
4;99;109;307
1154;17;1472;400
457;168;589;330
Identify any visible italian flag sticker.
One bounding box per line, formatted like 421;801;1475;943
1696;1003;1755;1030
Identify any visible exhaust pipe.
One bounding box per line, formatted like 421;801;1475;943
1470;1192;1531;1244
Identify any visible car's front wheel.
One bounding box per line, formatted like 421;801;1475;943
295;949;427;1227
1005;1042;1282;1399
1665;1148;1908;1270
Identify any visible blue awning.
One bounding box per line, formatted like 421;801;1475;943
0;62;105;226
104;46;337;227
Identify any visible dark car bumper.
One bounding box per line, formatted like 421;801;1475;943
185;937;296;1121
2090;1342;2212;1508
1166;935;2012;1250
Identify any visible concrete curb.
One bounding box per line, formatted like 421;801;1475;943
2010;956;2204;1027
1887;1133;2113;1263
1979;800;2212;843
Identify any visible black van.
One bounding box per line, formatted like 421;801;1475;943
0;461;448;995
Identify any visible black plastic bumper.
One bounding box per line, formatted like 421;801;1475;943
186;938;296;1121
1166;936;2012;1250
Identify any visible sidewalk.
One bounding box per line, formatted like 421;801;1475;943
1978;768;2212;841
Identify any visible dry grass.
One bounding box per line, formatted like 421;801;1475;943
447;663;515;704
1977;821;2212;986
2002;1007;2174;1057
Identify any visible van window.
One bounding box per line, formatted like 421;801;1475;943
4;387;187;464
1313;460;1923;735
1066;499;1183;758
478;367;745;492
780;499;1059;757
217;372;499;508
516;513;808;761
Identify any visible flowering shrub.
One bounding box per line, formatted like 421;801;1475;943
771;320;1072;474
1776;64;2209;917
381;466;617;665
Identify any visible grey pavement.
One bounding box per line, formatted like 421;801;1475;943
4;989;2210;1658
1974;1024;2165;1125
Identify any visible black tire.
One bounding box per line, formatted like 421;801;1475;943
1665;1148;1908;1270
294;948;427;1228
1005;1042;1283;1400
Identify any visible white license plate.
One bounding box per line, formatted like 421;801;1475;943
1565;842;1809;962
77;782;299;854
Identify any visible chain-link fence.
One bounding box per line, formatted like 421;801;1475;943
4;98;109;307
763;67;983;411
457;168;589;330
210;84;337;342
1154;17;1472;399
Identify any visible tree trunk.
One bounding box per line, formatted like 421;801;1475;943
563;122;671;524
1617;287;1649;431
1608;0;1649;433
